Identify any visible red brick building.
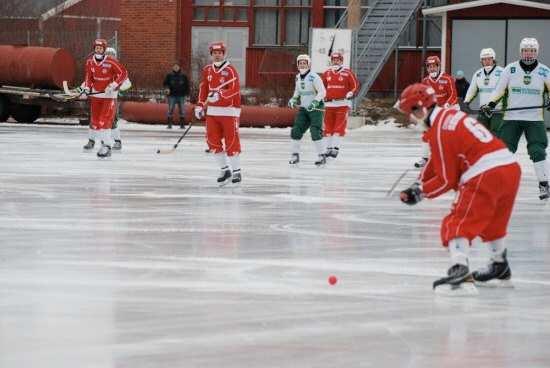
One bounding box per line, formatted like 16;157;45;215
119;0;445;96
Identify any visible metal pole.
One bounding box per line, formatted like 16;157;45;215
394;45;399;100
96;18;101;38
421;1;427;81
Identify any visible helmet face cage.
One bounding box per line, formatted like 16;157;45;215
520;38;539;63
296;54;311;68
331;53;343;65
93;39;107;54
480;48;496;67
425;56;440;76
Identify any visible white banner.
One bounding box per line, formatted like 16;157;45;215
310;28;353;73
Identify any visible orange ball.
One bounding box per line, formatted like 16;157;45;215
328;275;338;285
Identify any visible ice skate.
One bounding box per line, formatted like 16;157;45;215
232;169;242;184
472;250;513;288
83;139;95;151
433;264;478;296
539;181;549;200
414;157;428;168
97;144;112;158
113;140;122;150
314;154;326;167
289;153;300;165
217;167;232;186
326;147;339;159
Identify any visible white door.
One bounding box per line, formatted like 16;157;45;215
191;27;248;85
451;20;506;109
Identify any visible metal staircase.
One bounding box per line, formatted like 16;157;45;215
353;0;424;101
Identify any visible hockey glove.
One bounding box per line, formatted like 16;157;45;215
105;82;118;94
76;86;91;95
119;78;132;92
194;106;204;120
480;101;496;118
400;182;423;206
207;91;220;103
288;97;298;109
345;91;354;100
307;99;321;112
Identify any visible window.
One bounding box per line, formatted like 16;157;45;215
193;0;249;22
254;8;279;44
253;0;310;46
285;8;309;45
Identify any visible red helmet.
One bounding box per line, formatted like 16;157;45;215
209;42;226;55
331;52;344;64
425;55;440;66
395;83;437;114
93;38;107;53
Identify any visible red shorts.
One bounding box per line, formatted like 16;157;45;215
323;106;349;137
90;97;116;130
441;163;521;246
205;115;241;156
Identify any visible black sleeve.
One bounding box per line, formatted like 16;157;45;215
183;74;190;96
163;74;169;87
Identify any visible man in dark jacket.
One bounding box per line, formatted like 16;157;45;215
455;70;470;101
163;63;190;129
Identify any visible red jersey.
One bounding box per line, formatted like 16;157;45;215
422;73;457;107
322;67;359;107
420;107;516;198
198;62;241;117
84;55;128;99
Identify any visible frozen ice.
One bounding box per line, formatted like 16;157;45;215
1;121;550;367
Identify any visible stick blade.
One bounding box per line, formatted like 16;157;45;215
156;147;176;154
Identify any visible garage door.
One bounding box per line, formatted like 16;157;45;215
452;19;549;127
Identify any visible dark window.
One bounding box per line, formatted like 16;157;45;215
253;0;310;46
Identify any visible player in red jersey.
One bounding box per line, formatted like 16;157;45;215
414;56;460;168
195;42;242;186
321;52;359;159
82;39;128;158
422;56;459;109
395;83;521;295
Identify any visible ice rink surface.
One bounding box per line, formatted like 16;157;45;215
1;121;550;368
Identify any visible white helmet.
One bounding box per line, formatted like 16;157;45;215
520;37;539;53
519;37;539;64
480;48;496;60
296;54;311;67
296;54;311;73
105;47;117;58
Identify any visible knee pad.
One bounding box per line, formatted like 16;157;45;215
310;127;323;141
291;127;303;141
529;144;547;162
